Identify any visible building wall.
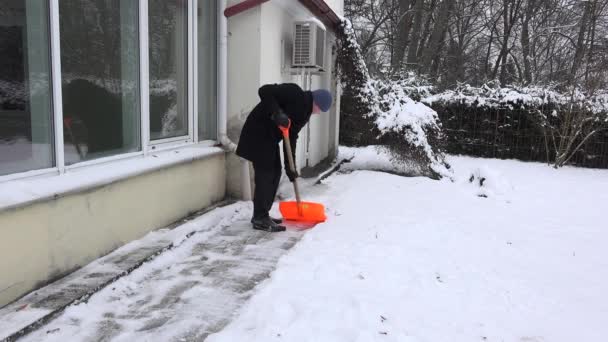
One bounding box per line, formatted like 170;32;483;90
257;0;341;172
0;154;225;307
225;5;262;199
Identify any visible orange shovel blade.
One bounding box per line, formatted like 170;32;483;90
279;201;326;222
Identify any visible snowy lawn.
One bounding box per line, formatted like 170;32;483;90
208;148;608;342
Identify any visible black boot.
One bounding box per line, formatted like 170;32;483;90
251;217;283;224
252;217;286;232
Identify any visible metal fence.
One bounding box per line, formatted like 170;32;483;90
435;106;608;169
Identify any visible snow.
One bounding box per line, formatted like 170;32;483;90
422;84;608;116
338;145;421;176
207;149;608;342
0;145;224;212
15;202;303;342
337;20;448;177
4;148;608;341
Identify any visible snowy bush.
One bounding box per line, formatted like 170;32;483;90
388;71;435;102
335;19;450;179
423;83;608;168
422;82;608;115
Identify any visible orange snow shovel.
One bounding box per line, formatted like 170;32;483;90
279;122;326;223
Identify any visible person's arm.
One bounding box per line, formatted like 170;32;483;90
258;84;280;115
258;84;289;126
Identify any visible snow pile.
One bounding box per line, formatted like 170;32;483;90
374;80;450;178
338;146;512;196
338;146;419;175
465;164;514;199
423;83;608;116
336;19;450;179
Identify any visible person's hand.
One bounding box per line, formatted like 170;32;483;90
272;110;289;128
286;168;299;182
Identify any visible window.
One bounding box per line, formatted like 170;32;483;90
198;0;217;141
59;0;141;165
1;0;219;180
0;0;54;176
149;0;189;141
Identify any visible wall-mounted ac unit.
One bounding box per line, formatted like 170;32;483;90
292;21;326;70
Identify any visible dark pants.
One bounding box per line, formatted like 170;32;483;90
252;147;282;220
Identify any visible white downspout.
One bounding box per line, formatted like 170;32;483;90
218;0;252;200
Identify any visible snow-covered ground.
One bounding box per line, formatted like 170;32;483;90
208;148;608;342
10;147;608;341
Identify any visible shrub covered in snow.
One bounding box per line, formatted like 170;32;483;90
422;83;608;168
422;82;608;116
335;19;450;179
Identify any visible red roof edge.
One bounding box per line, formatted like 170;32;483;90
297;0;341;32
224;0;341;32
224;0;271;18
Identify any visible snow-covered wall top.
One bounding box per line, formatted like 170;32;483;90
422;83;608;117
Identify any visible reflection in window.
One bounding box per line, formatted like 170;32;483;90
149;0;188;140
0;1;54;176
198;0;217;141
59;0;140;165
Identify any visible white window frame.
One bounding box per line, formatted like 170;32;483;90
0;0;218;184
146;0;196;148
61;0;145;171
0;0;62;182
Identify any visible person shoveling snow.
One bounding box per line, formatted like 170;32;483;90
236;83;332;232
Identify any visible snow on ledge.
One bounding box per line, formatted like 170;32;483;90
0;145;225;213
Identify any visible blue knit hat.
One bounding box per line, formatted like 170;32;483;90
312;89;333;112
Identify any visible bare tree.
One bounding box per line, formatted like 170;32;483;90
344;0;608;91
391;0;414;70
405;0;425;68
570;0;595;85
419;0;455;78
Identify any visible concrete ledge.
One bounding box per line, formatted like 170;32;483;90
0;145;225;214
0;201;235;342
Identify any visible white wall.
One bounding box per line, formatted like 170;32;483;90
226;0;342;188
259;0;339;171
226;5;262;198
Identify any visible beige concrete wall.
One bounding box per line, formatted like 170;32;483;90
0;154;225;307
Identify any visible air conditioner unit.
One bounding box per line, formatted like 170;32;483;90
292;21;326;70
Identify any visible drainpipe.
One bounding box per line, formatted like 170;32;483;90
218;0;252;201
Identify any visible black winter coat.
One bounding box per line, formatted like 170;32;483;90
236;83;313;171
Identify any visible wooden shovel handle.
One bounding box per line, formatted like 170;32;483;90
280;123;302;206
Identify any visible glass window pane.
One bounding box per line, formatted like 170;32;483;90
198;0;217;141
59;0;140;165
149;0;188;140
0;0;54;176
